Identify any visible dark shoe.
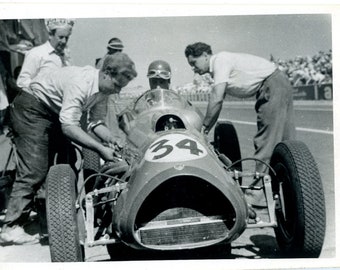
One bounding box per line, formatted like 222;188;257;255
39;234;49;246
0;225;39;245
245;189;267;208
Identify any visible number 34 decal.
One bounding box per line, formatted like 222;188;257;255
144;134;207;163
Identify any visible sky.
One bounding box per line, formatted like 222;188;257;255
67;14;332;90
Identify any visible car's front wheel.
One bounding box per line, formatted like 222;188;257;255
270;140;326;258
46;164;84;262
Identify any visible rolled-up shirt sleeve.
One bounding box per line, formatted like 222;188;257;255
212;54;233;86
59;82;86;126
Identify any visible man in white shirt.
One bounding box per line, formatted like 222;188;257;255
185;42;296;207
16;18;75;92
0;52;137;245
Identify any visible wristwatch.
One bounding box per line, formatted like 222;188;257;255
87;120;106;133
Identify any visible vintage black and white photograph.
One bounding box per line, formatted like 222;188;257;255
0;2;338;269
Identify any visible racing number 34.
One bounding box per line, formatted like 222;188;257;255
150;139;203;160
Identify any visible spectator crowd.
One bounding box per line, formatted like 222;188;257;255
272;50;332;86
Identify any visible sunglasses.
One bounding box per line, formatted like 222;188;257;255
147;69;171;80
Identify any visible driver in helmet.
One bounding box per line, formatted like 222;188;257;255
118;60;172;133
147;60;171;90
145;60;172;107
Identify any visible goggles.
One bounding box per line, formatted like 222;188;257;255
147;69;171;80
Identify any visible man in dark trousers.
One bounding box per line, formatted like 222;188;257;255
0;52;137;245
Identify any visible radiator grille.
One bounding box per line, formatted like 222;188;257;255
138;216;228;246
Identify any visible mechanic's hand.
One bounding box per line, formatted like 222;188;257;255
112;137;125;150
104;140;123;151
102;140;124;159
107;143;123;159
98;146;115;161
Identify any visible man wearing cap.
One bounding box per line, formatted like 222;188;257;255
0;52;137;245
16;18;75;92
147;60;172;90
96;37;124;69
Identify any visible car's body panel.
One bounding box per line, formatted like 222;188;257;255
110;89;248;250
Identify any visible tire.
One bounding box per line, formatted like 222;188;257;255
46;164;84;262
214;121;242;172
83;147;101;172
82;148;101;193
270;140;326;258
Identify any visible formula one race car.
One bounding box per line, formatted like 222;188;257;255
45;88;326;262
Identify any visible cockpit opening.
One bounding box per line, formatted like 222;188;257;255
155;114;186;132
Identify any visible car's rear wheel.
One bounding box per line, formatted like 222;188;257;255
46;164;84;262
270;140;325;258
214;121;242;172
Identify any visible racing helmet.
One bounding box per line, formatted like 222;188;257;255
147;60;171;80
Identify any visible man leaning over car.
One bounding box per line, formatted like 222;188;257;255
184;42;296;207
0;52;137;245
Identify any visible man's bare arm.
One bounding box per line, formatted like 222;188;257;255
202;82;227;133
61;124;115;161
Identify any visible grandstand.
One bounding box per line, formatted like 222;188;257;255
272;49;332;86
